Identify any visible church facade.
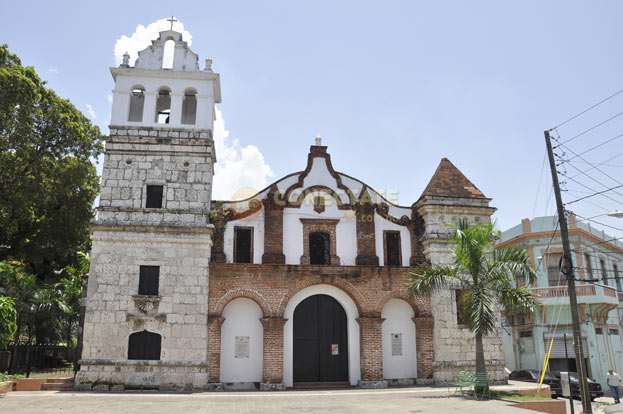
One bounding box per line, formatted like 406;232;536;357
75;27;506;391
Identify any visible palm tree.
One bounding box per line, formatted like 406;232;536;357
407;221;540;380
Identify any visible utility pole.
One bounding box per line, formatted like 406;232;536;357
545;130;592;413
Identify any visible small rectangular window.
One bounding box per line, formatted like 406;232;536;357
547;253;564;287
595;327;603;335
519;330;533;338
455;289;466;325
601;259;608;285
234;227;253;264
384;231;401;267
610;328;620;336
584;254;593;279
139;266;160;296
614;264;621;292
146;185;163;208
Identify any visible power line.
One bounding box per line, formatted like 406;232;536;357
562;133;623;163
561;174;623;206
563;151;623;181
550;88;623;131
570;213;623;232
554;111;623;146
557;142;623;196
559;159;623;202
570;236;623;253
532;152;548;219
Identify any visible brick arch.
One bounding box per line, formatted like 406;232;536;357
211;288;271;317
276;279;365;316
374;291;431;318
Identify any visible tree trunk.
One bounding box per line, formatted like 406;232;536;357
9;317;20;374
474;332;488;395
475;332;486;374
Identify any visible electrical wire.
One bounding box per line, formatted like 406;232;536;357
554;111;623;146
549;88;623;131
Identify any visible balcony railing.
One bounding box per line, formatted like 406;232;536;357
604;286;617;298
532;285;596;298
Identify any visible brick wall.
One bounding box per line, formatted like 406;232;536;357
209;263;432;383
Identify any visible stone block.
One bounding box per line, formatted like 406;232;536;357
260;382;286;391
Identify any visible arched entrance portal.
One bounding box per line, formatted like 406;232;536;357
293;294;349;383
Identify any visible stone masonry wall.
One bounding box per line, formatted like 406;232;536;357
75;224;212;390
417;198;506;384
98;127;214;226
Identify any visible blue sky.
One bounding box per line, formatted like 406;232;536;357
3;1;623;237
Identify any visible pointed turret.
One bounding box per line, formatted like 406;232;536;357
419;158;487;201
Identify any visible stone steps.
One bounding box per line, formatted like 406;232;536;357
41;378;73;391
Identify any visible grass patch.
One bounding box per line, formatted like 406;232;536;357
490;390;551;402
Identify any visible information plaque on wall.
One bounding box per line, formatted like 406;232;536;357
391;333;403;356
235;336;250;358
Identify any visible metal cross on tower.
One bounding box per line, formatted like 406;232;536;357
167;16;178;30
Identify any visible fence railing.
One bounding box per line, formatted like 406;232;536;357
532;284;596;298
1;343;75;376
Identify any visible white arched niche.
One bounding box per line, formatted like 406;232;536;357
220;298;263;383
381;298;417;379
283;284;361;386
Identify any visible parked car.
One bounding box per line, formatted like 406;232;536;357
549;371;604;401
509;369;563;398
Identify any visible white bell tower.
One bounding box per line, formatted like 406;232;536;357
76;23;219;391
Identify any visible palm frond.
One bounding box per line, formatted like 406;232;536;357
500;286;541;319
461;286;499;336
407;263;461;298
485;246;538;288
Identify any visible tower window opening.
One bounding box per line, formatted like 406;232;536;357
162;39;175;69
181;90;197;125
128;87;145;122
155;89;171;124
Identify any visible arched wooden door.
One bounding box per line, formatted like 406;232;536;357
293;294;348;383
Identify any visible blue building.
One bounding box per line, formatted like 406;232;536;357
498;215;623;389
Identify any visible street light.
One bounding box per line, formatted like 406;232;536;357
583;211;623;219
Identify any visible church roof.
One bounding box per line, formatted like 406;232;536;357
419;158;487;200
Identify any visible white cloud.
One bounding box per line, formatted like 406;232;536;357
212;108;275;200
85;104;96;119
106;94;113;103
114;18;192;66
47;67;59;74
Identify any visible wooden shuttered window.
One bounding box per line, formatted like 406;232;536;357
146;185;163;208
139;266;159;296
128;330;161;360
309;232;330;265
234;227;253;263
384;231;401;267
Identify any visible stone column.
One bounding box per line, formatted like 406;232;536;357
210;209;226;263
207;315;225;389
355;199;379;265
356;316;387;388
259;317;288;390
262;187;286;264
409;208;426;266
413;316;434;382
170;93;184;126
143;91;157;124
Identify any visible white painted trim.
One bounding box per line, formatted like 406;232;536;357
283;284;361;386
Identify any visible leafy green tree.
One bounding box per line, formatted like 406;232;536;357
0;296;17;349
407;221;540;380
0;45;103;281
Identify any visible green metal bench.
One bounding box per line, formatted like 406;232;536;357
472;372;491;400
449;371;475;395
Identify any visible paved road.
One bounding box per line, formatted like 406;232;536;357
0;388;543;414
